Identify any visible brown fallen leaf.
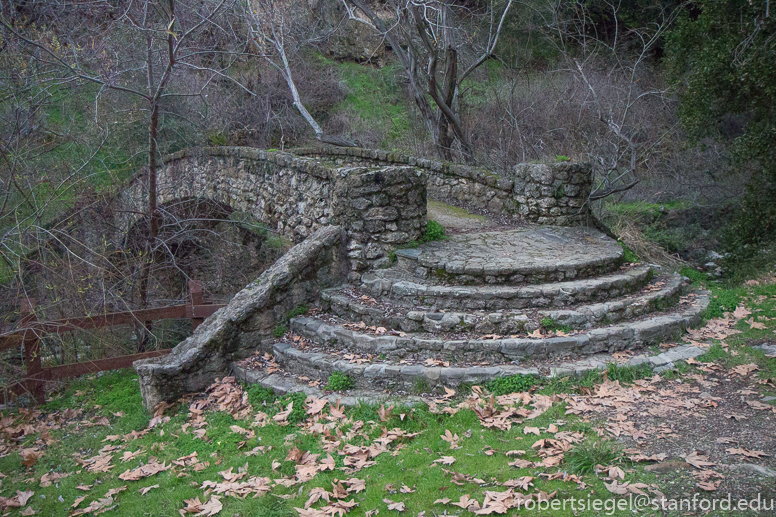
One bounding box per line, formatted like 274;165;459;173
683;450;715;469
118;459;171;481
726;447;771;459
383;499;405;511
139;484;160;495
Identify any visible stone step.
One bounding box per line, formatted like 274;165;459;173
266;338;710;391
230;363;423;406
291;290;708;364
323;273;686;333
395;226;623;285
362;264;655;311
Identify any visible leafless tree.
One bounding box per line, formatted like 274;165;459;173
0;0;260;348
548;0;686;201
341;0;514;163
243;0;356;147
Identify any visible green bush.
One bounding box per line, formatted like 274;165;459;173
287;305;309;318
208;132;228;146
485;373;539;396
325;371;355;391
555;155;570;162
273;325;288;338
617;241;639;263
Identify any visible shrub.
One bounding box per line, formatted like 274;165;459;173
287;305;309;318
420;220;446;243
617;241;639;263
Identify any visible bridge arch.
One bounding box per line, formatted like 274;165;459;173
114;147;428;277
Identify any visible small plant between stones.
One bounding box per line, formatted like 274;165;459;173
325;371;355;391
287;305;309;318
389;220;447;262
540;317;572;333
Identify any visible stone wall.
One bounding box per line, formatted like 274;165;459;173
293;147;593;226
134;225;347;410
117;147;426;276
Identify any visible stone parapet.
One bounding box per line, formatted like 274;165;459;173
117;147;426;275
292;147;593;225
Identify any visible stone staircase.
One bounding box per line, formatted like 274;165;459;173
232;226;709;399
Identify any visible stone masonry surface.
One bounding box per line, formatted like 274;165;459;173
293;147;594;226
116;147;427;275
133;225;347;411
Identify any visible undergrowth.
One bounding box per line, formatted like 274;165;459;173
325;371;355;391
485;373;539;396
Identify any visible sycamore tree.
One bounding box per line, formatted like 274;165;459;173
667;0;776;256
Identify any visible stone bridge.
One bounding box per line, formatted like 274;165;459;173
115;147;594;276
130;147;614;409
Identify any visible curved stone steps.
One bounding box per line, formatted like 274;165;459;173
230;363;424;406
323;273;687;333
395;226;623;285
362;264;655;311
269;329;710;391
291;290;709;364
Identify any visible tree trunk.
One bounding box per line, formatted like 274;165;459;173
136;102;160;352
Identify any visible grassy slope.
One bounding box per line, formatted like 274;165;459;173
2;273;776;516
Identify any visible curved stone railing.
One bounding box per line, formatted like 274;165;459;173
134;225;347;410
292;147;593;226
116;147;427;275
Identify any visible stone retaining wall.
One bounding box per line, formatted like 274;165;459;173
117;147;426;275
292;147;593;226
134;225;347;410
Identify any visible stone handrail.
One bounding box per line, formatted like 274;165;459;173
134;225;347;410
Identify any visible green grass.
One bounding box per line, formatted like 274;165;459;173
5;265;776;516
567;439;622;474
540;316;573;333
604;362;653;384
1;367;677;517
485;373;539;395
330;59;411;148
604;200;690;218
